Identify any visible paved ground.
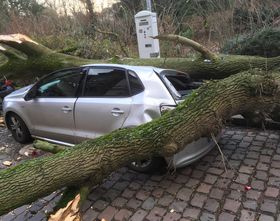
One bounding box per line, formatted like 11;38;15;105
1;125;280;221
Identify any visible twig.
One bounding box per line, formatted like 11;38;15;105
211;133;227;173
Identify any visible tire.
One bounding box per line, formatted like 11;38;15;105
0;98;2;110
128;157;166;173
242;111;265;127
6;113;32;144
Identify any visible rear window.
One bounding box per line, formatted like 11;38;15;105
160;70;193;99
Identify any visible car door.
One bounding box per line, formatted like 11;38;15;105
74;67;132;143
25;68;85;144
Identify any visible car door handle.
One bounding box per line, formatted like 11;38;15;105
111;108;124;116
61;106;72;113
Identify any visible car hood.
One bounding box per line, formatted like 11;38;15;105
5;85;33;99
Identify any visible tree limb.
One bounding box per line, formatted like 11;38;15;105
1;69;280;215
0;34;279;81
0;34;52;57
1;34;280;216
33;140;91;220
154;34;218;60
0;45;25;60
33;140;65;154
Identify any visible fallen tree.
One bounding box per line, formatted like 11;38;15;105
1;69;280;215
0;34;279;81
0;34;280;218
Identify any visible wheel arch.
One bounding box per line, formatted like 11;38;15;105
5;111;30;131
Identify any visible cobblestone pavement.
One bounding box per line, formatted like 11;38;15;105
1;126;280;221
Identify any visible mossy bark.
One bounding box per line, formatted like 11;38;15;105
1;52;280;81
0;70;280;215
33;141;90;219
1;34;280;216
0;34;279;82
33;140;65;154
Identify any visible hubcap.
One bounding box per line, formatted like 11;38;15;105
10;116;23;138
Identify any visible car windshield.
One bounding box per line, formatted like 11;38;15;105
159;70;194;99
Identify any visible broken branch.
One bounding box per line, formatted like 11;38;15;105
33;140;66;154
1;70;280;214
154;34;218;60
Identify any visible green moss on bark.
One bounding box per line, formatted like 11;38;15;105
0;70;280;215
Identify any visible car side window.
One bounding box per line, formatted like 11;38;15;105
36;69;84;98
127;70;144;95
84;68;129;97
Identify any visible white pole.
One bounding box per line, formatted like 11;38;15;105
146;0;152;11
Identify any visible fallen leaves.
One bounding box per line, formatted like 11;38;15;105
245;185;252;191
0;117;4;127
19;145;39;157
49;194;81;221
2;161;12;166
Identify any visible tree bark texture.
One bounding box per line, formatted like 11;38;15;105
0;69;280;215
0;34;279;82
0;34;280;215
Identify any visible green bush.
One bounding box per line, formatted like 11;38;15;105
179;26;194;39
222;28;280;57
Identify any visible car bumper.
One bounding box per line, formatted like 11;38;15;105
166;131;223;168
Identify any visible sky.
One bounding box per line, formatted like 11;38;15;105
38;0;119;14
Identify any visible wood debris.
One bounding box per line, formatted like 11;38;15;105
0;117;4;127
49;194;81;221
3;161;12;166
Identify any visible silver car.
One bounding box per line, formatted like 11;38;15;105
3;64;219;172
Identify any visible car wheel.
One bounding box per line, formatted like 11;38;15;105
129;157;166;173
6;113;32;144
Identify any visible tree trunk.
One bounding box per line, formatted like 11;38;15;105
0;34;279;82
1;69;280;215
1;34;280;215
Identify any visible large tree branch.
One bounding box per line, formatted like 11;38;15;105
0;34;52;57
33;140;92;220
0;34;279;217
0;45;25;61
0;34;279;81
0;70;280;214
154;34;218;60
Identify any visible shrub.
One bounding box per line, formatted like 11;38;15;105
222;28;280;57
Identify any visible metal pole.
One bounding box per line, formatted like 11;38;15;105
146;0;152;11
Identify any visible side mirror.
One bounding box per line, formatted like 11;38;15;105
24;86;37;101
